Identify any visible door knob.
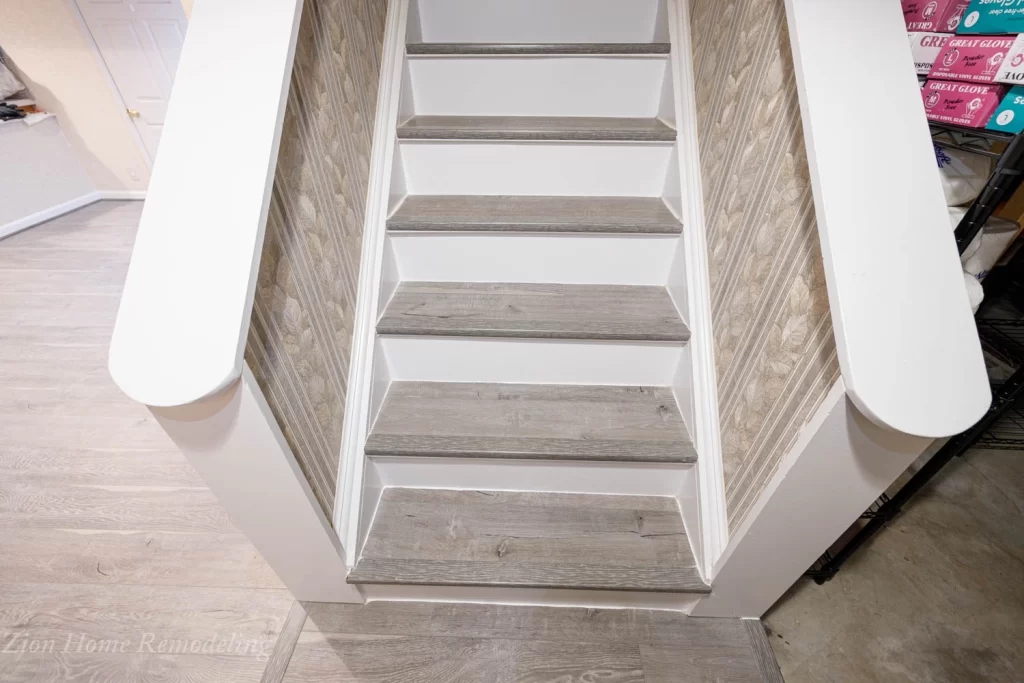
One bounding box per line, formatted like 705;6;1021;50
127;108;140;118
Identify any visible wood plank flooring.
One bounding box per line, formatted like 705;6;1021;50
366;381;697;463
396;115;677;141
265;602;774;683
0;202;293;682
348;489;708;592
406;43;672;55
387;195;683;234
377;282;689;341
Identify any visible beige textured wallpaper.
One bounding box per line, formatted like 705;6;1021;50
689;0;841;534
245;0;388;519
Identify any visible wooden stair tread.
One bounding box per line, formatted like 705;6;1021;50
397;115;677;142
387;196;683;234
348;489;709;593
407;43;671;55
376;282;689;342
366;382;696;463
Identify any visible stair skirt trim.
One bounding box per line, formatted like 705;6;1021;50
665;0;729;578
334;0;411;566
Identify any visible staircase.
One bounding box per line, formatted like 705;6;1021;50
347;0;709;610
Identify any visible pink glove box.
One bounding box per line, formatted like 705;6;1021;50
922;80;1008;127
928;36;1017;83
902;0;970;32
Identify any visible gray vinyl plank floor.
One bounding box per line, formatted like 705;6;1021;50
0;201;293;683
396;115;677;141
265;601;778;683
406;42;672;55
376;282;689;342
366;381;697;463
387;195;683;234
347;489;708;593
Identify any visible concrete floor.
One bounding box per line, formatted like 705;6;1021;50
765;446;1024;682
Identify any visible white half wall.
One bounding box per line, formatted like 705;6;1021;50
150;366;362;604
0;117;97;240
783;0;989;438
691;379;932;618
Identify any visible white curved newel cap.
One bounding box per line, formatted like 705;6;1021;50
784;0;991;438
108;0;304;408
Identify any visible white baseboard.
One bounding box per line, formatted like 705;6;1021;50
99;190;148;200
0;191;101;241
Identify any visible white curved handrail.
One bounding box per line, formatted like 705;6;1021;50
109;0;304;407
783;0;991;438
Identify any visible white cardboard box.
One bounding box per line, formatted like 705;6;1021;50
908;32;950;76
996;34;1024;85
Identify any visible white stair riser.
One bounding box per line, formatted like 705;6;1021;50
380;336;683;385
360;584;701;612
388;233;678;285
407;56;669;118
370;457;690;497
399;141;675;197
411;0;666;44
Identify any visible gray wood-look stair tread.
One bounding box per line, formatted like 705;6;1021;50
376;282;689;342
407;42;671;55
348;489;709;594
397;115;677;142
387;196;683;234
366;382;697;464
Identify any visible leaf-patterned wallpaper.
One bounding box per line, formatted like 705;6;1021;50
245;0;387;519
688;0;841;533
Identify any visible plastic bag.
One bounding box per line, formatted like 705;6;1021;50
0;61;25;100
935;144;992;207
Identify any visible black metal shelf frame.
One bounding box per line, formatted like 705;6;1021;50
929;122;1024;255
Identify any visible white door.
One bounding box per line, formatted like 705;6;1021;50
75;0;188;162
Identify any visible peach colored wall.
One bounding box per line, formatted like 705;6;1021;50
0;0;151;192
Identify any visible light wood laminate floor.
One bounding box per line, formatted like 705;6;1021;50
0;202;784;682
0;202;292;682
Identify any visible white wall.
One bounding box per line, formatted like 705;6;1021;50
0;118;97;239
0;0;151;193
180;0;194;19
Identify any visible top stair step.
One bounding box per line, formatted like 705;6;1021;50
397;116;677;142
407;43;671;55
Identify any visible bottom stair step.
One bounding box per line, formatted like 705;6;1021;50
349;489;709;594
